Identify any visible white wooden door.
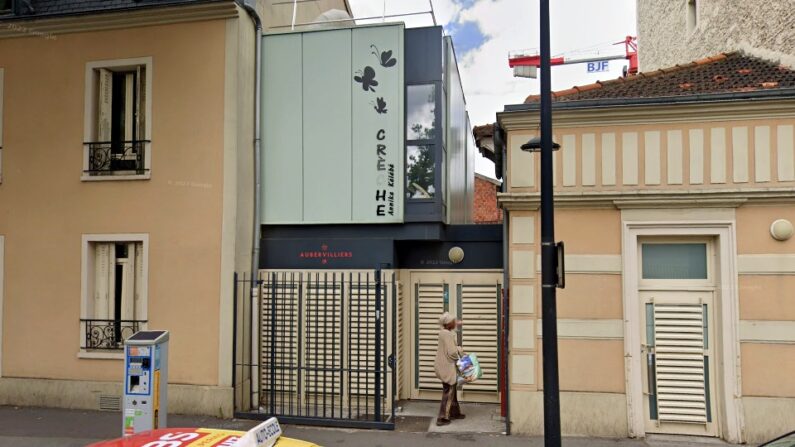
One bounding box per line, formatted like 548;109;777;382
638;239;718;437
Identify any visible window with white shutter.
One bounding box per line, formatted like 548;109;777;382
81;236;148;354
83;58;151;180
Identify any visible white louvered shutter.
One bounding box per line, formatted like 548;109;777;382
416;283;446;390
459;283;500;393
133;242;145;320
653;303;708;424
97;68;113;141
136;66;146;140
120;243;135;321
93;243;115;320
123;73;134;142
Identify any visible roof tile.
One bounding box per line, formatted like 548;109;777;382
524;52;795;104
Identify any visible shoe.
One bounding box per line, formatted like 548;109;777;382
436;419;451;426
453;414;466;420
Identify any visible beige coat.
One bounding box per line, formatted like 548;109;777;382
435;328;463;385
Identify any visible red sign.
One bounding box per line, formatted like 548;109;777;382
298;244;353;265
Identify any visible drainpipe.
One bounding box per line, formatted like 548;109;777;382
500;135;511;435
240;0;263;411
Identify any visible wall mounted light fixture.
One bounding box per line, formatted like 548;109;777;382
770;219;794;241
448;246;465;264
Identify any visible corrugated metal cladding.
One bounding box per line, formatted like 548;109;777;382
262;24;405;225
443;36;475;225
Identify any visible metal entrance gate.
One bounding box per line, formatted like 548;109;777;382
233;270;398;429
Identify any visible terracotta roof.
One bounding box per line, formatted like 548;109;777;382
524;52;795;103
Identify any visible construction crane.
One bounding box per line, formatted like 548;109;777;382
509;35;638;78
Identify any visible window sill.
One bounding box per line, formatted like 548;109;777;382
81;173;151;182
77;351;125;360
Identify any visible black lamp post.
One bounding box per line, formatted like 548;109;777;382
521;0;562;445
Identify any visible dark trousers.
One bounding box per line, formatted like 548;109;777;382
437;382;461;422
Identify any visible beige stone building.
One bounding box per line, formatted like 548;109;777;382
0;0;348;417
637;0;795;71
494;53;795;443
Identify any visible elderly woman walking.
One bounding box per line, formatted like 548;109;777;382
435;312;466;426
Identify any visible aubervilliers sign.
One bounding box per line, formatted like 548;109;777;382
261;24;405;225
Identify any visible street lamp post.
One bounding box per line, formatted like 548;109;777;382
528;0;562;445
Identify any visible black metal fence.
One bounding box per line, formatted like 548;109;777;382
233;270;397;430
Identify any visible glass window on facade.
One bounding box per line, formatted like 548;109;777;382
0;0;10;11
407;84;436;140
407;145;435;199
642;243;708;280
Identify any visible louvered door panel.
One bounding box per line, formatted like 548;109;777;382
653;303;707;424
460;284;499;392
416;283;446;390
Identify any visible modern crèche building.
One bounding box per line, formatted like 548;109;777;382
492;52;795;443
235;23;504;427
0;0;351;418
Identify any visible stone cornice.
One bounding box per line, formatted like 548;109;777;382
0;1;238;38
498;98;795;130
498;188;795;211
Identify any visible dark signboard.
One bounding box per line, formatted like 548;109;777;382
260;238;395;269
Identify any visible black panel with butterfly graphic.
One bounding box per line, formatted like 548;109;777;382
353;43;399;115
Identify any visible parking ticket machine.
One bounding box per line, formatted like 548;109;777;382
123;330;169;437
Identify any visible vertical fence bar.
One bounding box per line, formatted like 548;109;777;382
356;272;362;418
288;272;294;416
270;272;277;415
347;272;353;417
298;273;304;417
232;272;238;413
391;272;397;421
374;267;382;422
246;272;254;413
323;272;329;418
330;272;335;419
280;272;286;415
340;273;345;419
313;272;319;418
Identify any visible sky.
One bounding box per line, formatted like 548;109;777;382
347;0;637;176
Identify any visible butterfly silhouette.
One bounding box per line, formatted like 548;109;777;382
354;66;378;92
371;97;388;114
371;44;397;68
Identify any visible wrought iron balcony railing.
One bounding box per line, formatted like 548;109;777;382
84;140;150;175
80;319;147;350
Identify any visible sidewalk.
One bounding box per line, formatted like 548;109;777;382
0;405;728;447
